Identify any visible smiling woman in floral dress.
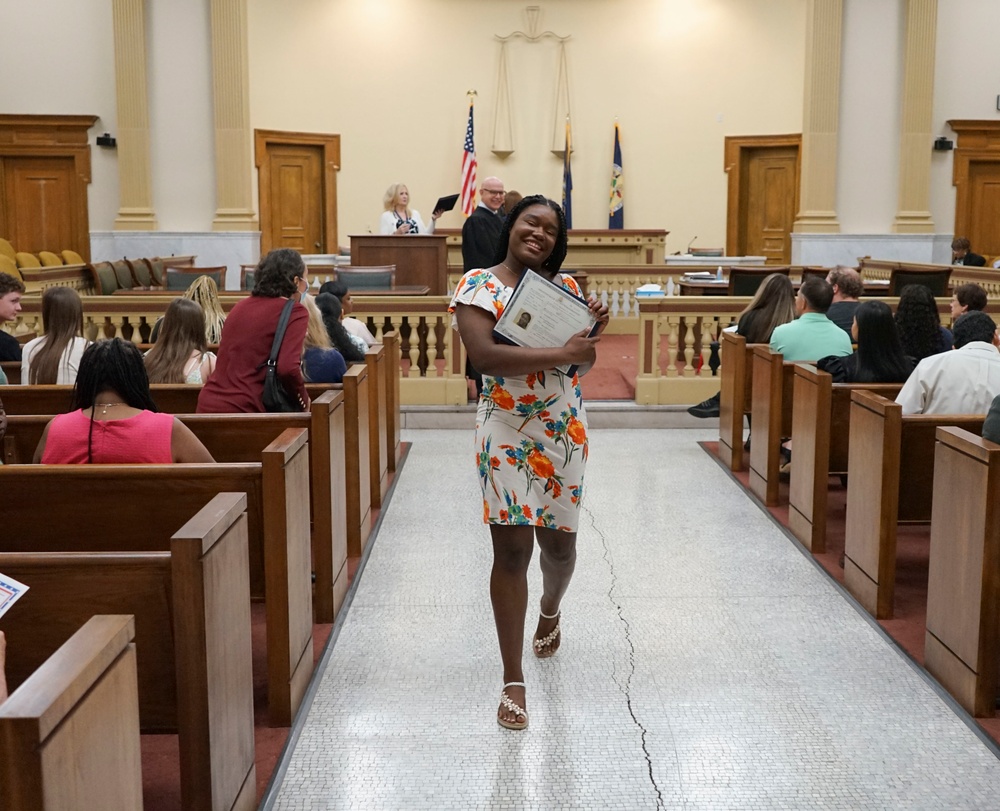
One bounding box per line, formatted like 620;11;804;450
450;194;609;731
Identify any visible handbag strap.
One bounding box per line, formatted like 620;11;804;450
266;298;297;368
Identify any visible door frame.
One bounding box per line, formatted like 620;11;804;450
724;133;801;260
948;120;1000;247
254;129;340;255
0;114;98;261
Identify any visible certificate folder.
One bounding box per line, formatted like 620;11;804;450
433;193;459;213
493;269;598;376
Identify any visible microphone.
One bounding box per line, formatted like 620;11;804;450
686;236;698;253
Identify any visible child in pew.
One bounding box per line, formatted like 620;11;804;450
300;295;347;383
816;300;914;383
33;338;215;464
144;298;217;384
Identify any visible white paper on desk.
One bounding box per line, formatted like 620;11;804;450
493;269;597;376
0;572;28;618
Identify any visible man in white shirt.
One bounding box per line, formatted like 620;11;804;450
896;311;1000;415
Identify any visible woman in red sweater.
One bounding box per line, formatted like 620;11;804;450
197;249;310;413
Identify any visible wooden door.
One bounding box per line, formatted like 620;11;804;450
966;160;1000;257
265;144;323;253
2;156;77;253
255;130;340;256
725;135;801;265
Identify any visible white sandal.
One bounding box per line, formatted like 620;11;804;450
498;681;528;730
533;606;561;659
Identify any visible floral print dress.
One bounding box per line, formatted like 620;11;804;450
449;268;589;533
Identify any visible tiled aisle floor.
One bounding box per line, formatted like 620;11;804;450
271;429;1000;810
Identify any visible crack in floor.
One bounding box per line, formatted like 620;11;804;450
584;504;677;810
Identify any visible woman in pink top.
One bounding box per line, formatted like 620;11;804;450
33;338;214;464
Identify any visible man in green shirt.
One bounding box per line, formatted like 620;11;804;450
769;276;853;362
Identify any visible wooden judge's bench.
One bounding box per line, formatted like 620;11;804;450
350;234;448;294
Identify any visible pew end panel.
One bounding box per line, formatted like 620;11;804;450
171;492;256;811
310;390;349;624
925;428;1000;718
718;332;752;471
365;344;389;509
749;348;793;506
0;615;144;811
261;428;314;727
343;364;373;558
844;391;903;619
383;330;402;471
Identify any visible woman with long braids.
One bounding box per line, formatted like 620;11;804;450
21;286;90;385
33;338;213;464
450;194;609;731
315;291;366;363
895;283;952;363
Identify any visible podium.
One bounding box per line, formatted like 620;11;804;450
349;234;448;294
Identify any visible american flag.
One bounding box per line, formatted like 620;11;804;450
460;101;477;217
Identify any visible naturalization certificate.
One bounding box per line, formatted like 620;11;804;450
0;571;29;619
493;269;598;376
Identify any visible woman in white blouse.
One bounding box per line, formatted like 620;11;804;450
21;287;90;385
379;183;443;235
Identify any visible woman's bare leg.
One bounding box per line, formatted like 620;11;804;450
490;524;535;725
533;528;577;655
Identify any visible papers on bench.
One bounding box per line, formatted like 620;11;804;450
0;572;28;618
493;268;597;376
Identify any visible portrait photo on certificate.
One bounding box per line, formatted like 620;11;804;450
493;269;598;375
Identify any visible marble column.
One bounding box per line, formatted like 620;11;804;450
111;0;157;230
210;0;258;231
892;0;937;233
793;0;843;233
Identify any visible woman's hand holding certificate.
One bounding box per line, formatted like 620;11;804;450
493;269;605;375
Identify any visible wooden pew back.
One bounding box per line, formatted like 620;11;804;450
0;616;144;811
924;427;1000;717
718;332;763;471
844;390;985;618
748;347;795;506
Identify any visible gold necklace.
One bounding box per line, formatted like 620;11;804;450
95;402;125;415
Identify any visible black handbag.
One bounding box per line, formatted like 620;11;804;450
260;298;302;412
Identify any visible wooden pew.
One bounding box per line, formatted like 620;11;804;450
787;365;903;552
343;363;373;557
748;346;795;506
0;615;144;811
383;330;402;472
366;343;389;508
0;493;257;811
924;427;1000;717
718;333;762;471
2;394;351;626
0;436;312;727
843;390;985;619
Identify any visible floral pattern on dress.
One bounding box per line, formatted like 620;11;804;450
449;268;591;532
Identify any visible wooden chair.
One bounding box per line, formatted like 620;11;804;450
38;250;63;267
337;265;396;290
240;264;257;291
14;252;41;269
165;266;226;291
90;261;120;295
0;615;144;811
727;266;789;297
61;249;85;265
128;257;155;288
799;267;830;283
924;427;1000;717
148;257;167;286
888;266;952;296
843;390;986;618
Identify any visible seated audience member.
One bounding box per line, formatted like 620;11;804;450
0;271;24;364
316;290;368;362
768;276;853;362
950;282;988;320
300;295;347;383
502;190;523;217
817;300;914;383
895;283;952;362
982;392;1000;443
33;338;214;463
951;236;986;267
895;311;1000;416
824;266;863;334
149;275;227;344
21;287;90;385
688;273;795;418
197;249;310;413
318;280;377;347
144;298;217;384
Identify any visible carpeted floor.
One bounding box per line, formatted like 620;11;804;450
700;440;1000;744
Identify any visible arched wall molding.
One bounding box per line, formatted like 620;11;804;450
491;6;571;158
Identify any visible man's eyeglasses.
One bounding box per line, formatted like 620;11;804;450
482;189;506;196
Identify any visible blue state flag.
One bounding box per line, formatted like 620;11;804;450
562;120;573;229
609;124;624;229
